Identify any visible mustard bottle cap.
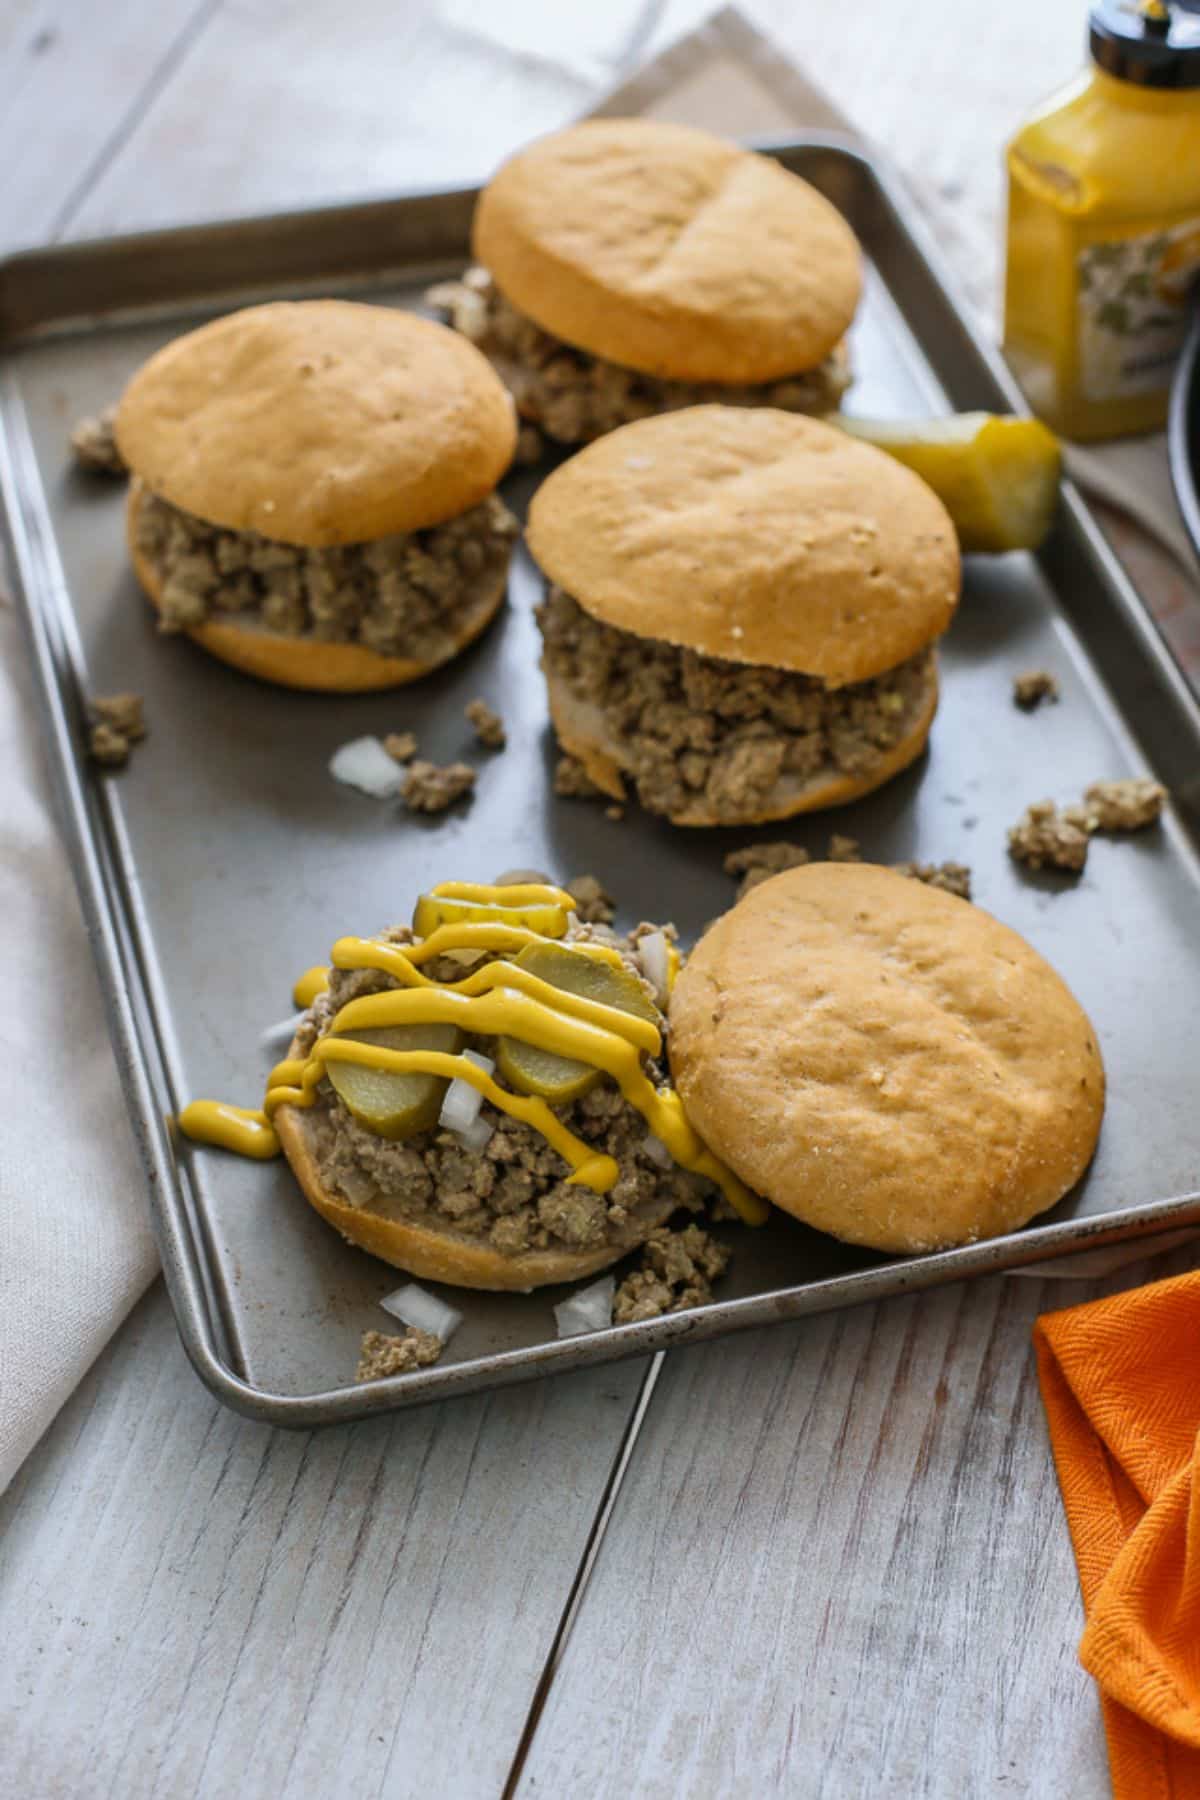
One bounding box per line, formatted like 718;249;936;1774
1089;0;1200;87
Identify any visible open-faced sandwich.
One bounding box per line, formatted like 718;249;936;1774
430;118;861;445
669;862;1106;1251
116;299;518;690
180;880;765;1290
527;406;961;825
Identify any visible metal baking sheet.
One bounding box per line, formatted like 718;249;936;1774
4;139;1200;1427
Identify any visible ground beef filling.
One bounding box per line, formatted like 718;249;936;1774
300;931;704;1260
133;488;518;662
537;587;933;822
428;268;850;445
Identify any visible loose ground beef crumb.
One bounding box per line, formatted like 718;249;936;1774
1082;778;1165;831
402;759;476;814
384;731;418;763
566;873;615;925
554;754;606;799
356;1327;443;1381
1013;669;1060;710
88;723;131;766
1008;799;1091;872
605;804;625;822
612;1226;731;1324
428;268;850;445
465;698;506;748
1009;778;1165;874
892;860;973;901
133;487;517;659
725;839;972;902
724;841;812;900
70;407;126;475
539;587;932;824
87;691;145;767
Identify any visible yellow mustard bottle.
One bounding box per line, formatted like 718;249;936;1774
1003;0;1200;441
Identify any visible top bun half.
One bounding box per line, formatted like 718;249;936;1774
668;863;1105;1252
473;119;862;384
115;300;517;547
525;407;961;685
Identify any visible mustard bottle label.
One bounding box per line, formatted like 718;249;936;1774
1077;218;1200;402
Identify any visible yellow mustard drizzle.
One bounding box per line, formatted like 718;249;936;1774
180;884;767;1224
292;965;329;1008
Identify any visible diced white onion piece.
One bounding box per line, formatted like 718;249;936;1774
554;1276;616;1339
638;931;671;1005
380;1281;463;1343
329;736;405;798
453;1116;494;1154
258;1011;306;1048
438;1049;495;1132
641;1131;675;1171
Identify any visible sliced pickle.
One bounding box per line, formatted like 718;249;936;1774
326;1023;465;1139
496;942;659;1104
835;413;1062;553
412;893;568;941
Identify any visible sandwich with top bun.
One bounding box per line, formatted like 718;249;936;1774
117;300;519;691
431;118;861;445
527;406;961;826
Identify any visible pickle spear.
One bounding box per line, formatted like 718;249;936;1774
496;943;659;1104
326;1023;464;1139
413;893;569;940
836;413;1061;553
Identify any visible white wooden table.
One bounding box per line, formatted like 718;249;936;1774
1;4;1190;1792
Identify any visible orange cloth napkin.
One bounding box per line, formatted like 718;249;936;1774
1035;1271;1200;1798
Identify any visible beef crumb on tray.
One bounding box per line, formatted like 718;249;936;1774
465;698;506;748
612;1225;731;1324
1009;778;1166;874
1083;778;1165;831
723;840;973;903
356;1328;443;1382
87;692;145;768
384;730;418;763
402;760;476;814
1013;669;1060;710
70;407;126;475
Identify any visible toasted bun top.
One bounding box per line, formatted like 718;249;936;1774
115;300;517;546
473;119;862;382
526;408;960;683
669;865;1105;1254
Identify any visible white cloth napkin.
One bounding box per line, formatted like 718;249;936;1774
0;598;158;1495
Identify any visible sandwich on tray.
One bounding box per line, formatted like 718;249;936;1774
430;118;861;444
180;879;766;1292
117;300;518;690
527;406;961;825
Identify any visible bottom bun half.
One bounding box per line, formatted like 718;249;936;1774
545;663;939;826
274;1096;680;1292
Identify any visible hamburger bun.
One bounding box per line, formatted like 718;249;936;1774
127;480;506;693
273;1040;680;1290
669;864;1105;1253
544;661;939;825
116;300;517;544
474;119;861;384
528;407;960;686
